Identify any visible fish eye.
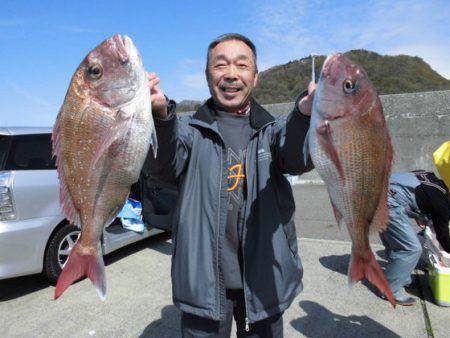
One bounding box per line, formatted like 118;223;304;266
343;79;358;94
87;63;103;80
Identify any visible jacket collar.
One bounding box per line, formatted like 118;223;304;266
191;97;275;132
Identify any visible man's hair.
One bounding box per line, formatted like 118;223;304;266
205;33;258;75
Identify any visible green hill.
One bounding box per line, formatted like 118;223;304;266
253;49;450;104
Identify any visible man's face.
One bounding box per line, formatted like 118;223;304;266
206;40;258;112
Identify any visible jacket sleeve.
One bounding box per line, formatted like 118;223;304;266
148;100;192;183
272;91;314;175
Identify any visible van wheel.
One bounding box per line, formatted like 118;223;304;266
44;223;80;284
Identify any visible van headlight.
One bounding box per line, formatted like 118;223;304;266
0;172;17;221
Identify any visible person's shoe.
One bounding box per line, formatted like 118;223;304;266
380;290;417;306
395;294;417;306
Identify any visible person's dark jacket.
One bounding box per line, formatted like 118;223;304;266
414;171;450;252
150;96;313;323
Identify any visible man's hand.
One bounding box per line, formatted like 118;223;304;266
298;81;317;117
148;72;168;118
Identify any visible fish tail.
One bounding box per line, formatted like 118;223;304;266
54;244;106;301
348;250;396;307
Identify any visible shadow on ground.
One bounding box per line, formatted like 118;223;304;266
105;232;172;266
140;305;181;338
0;232;172;302
319;253;388;276
319;254;351;275
318;254;389;299
290;301;401;338
403;272;435;303
0;274;49;302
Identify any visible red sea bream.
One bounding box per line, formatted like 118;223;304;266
52;34;156;300
308;53;396;306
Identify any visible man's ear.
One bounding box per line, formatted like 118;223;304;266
253;72;259;87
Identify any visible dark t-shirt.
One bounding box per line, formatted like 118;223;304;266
215;110;253;289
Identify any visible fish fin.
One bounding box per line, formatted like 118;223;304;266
303;128;310;165
90;108;133;171
348;250;396;307
370;134;394;232
317;121;345;182
330;199;343;228
54;244;106;301
52;107;81;227
150;127;158;158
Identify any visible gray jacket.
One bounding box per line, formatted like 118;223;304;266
151;97;313;323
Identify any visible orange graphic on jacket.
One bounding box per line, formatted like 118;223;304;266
227;164;245;191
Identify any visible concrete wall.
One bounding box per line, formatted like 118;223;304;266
263;90;450;181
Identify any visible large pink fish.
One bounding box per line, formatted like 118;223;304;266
52;34;156;300
308;53;396;306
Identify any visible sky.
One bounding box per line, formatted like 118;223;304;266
0;0;449;126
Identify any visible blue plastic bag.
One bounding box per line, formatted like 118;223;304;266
117;198;145;233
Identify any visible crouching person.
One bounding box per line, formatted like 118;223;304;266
380;170;450;306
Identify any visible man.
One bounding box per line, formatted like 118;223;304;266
380;170;450;306
147;33;315;337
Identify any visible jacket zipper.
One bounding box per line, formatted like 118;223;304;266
242;142;251;332
241;128;273;331
216;144;223;319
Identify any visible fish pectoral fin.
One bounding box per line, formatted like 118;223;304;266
330;199;343;228
53;107;81;227
317;120;345;182
90;108;133;171
54;244;107;301
150;128;158;158
348;250;396;307
303;128;310;166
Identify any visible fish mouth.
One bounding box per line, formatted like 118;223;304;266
121;35;132;53
321;53;343;77
119;34;143;68
111;34;130;65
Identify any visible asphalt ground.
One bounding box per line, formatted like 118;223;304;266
0;184;448;337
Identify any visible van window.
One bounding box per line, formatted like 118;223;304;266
0;135;10;170
5;134;56;170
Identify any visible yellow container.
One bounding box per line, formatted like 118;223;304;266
433;141;450;188
427;253;450;307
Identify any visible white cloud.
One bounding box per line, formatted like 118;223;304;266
8;83;57;109
388;44;450;79
1;82;59;126
248;0;314;68
165;58;209;102
181;73;206;90
246;0;450;78
178;58;204;69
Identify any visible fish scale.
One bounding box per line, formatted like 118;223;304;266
309;53;395;306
